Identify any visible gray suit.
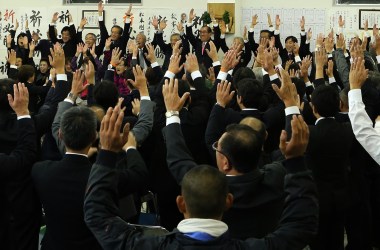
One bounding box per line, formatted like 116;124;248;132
52;99;155;155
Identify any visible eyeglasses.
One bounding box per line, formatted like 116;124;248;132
212;141;232;166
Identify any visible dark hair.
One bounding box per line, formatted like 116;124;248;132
236;78;263;109
17;65;35;83
260;30;273;38
93;80;119;111
220;124;263;173
288;63;300;72
201;25;212;33
145;67;161;86
182;165;228;218
311;85;340;117
16;32;27;43
0;78;15;113
339;86;349;109
285;36;298;43
60;106;97;150
86;32;96;40
61;26;71;35
233;67;256;86
186;64;207;86
111;25;123;35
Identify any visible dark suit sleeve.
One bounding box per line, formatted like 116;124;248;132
7;67;18;80
0;118;37;180
181;33;190;55
185;24;197;48
220;38;229;53
213;24;222;51
121;21;131;51
154;32;171;53
245;157;318;249
49;24;58;44
243;42;252;66
162;122;198;184
248;31;258;54
117;149;149;197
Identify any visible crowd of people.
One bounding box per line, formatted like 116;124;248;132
1;1;380;250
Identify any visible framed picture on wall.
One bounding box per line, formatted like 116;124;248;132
82;10;104;29
358;9;380;30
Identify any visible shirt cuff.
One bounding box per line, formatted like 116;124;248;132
262;68;268;75
328;77;336;84
365;31;371;37
345;53;350;58
269;73;279;81
306;40;310;44
285;106;301;116
141;96;151;101
125;146;136;152
294;56;301;63
300;31;306;36
50;23;56;26
165;71;175;79
10;65;17;69
98;15;103;21
221;34;225;39
125;18;131;24
217;71;228;81
269;26;275;32
348;89;362;102
77;28;83;32
132;57;137;60
64;98;74;104
17;115;31;120
57;74;67;81
338;27;344;34
166;116;180;126
376;55;380;64
186;22;193;27
191;70;202;80
151;61;159;68
212;61;221;67
228;69;233;75
327;53;333;59
274;29;280;35
305;81;312;87
249;28;254;32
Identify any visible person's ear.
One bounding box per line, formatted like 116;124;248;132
58;128;63;140
237;95;242;104
221;155;231;172
176;195;186;214
225;193;234;211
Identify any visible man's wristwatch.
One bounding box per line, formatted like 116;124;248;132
165;110;179;118
67;92;78;102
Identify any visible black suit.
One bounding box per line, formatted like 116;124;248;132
98;19;131;57
32;154;102;250
49;24;78;58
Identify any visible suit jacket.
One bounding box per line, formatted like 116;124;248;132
32;154;102;250
98;20;131;57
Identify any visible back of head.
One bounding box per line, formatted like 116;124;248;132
18;65;35;83
240;117;266;141
311;85;340;117
236;78;263;109
285;36;298;43
291;77;306;101
182;165;228;219
233;67;256;86
0;78;15;113
252;67;263;84
220;124;263;173
368;70;380;91
93;80;119;111
60;106;97;150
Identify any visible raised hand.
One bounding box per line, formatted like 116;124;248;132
76;43;84;56
132;99;141;116
189;8;195;22
85;60;96;84
98;1;104;14
207;67;216;83
216;80;235;108
52;12;59;23
8;83;29;116
299;56;312;78
338;15;345;28
373;24;379;37
205;41;218;62
324;36;334;53
177;22;184;33
279;115;309;159
275;15;281;29
349;57;368;90
127;65;149;96
336;33;345;49
49;43;65;74
325;60;334;78
162;78;190;111
15;19;19;30
105;37;112;51
125;3;133;17
272;69;298;107
144;43;156;63
99;105;130;153
159;19;167;31
6;34;12;48
168;53;183;74
7;49;17;65
300;16;305;30
79;18;88;29
110;47;122;66
307;28;312;41
285;60;293;71
251;14;258;28
172;40;183;55
71;69;88;96
375;35;380;55
267;13;273;27
185;53;200;73
293;42;300;56
221;50;236;72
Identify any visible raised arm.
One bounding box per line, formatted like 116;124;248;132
185;8;198;48
49;12;59;44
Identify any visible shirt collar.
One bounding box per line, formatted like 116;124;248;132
315;116;335;125
65;152;88;158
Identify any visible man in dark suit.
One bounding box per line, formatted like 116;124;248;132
185;8;221;69
275;71;352;250
49;12;79;58
0;82;38;250
83;83;318;249
97;1;132;57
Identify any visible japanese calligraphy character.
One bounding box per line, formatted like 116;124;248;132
4;9;16;23
30;10;42;28
58;10;70;24
3;23;15;33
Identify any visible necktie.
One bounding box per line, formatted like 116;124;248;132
202;42;206;55
139;49;146;69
